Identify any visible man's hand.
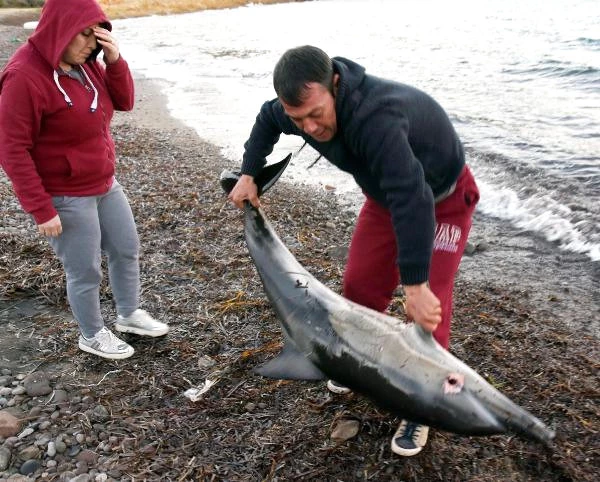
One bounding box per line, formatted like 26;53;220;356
228;174;260;209
38;214;62;237
404;282;442;332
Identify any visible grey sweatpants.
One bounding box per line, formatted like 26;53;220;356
48;179;140;338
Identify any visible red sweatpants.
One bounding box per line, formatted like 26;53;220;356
343;166;479;349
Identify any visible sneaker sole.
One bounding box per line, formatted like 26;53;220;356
390;440;424;457
326;380;352;395
78;342;134;360
114;324;169;337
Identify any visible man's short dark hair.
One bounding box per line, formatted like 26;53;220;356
273;45;334;106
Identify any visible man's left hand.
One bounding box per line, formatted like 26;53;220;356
404;282;442;332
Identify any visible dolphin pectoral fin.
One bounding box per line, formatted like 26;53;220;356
219;153;292;196
254;342;326;381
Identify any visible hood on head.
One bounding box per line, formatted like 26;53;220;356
29;0;111;69
331;57;366;101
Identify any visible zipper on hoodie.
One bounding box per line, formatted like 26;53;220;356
53;65;98;112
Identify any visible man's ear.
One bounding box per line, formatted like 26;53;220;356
333;73;340;96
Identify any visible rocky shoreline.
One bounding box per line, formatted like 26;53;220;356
1;16;598;482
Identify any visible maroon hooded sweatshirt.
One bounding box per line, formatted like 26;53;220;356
0;0;134;225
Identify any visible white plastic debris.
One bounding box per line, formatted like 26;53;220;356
183;379;216;402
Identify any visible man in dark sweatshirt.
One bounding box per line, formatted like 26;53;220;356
229;45;480;456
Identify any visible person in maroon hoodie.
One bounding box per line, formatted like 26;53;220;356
0;0;169;359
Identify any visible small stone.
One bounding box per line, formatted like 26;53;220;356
39;421;52;430
11;386;26;396
4;436;19;447
52;390;69;406
76;449;98;465
0;410;21;438
464;242;477;255
95;474;108;482
54;439;67;454
89;406;109;423
67;445;81;457
0;446;11;471
75;433;85;444
47;441;57;457
18;445;41;460
34;434;51;447
28;406;42;417
46;459;57;468
20;458;41;476
476;241;490;252
330;419;360;442
75;460;89;475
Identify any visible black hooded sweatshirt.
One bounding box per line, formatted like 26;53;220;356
241;57;465;286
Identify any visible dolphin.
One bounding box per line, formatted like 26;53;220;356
220;158;555;446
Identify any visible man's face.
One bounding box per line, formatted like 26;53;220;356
280;76;339;142
61;24;98;66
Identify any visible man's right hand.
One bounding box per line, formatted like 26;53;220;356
228;174;260;209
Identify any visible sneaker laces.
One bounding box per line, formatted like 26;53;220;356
92;327;120;347
396;421;422;441
404;423;420;440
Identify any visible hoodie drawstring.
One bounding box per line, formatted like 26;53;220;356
53;70;73;107
79;65;98;112
53;65;98;112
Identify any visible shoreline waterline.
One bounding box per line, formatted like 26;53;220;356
113;0;600;264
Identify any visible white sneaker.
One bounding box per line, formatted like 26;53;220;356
115;309;169;337
326;380;352;395
79;327;134;360
390;420;429;456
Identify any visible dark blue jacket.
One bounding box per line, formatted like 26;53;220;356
241;57;465;285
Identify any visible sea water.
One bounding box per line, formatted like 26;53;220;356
114;0;600;262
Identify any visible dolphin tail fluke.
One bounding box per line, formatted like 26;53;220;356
254;339;326;381
219;153;292;196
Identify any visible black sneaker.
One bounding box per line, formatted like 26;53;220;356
326;380;352;395
390;420;429;456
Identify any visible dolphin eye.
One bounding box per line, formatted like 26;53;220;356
443;372;465;394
